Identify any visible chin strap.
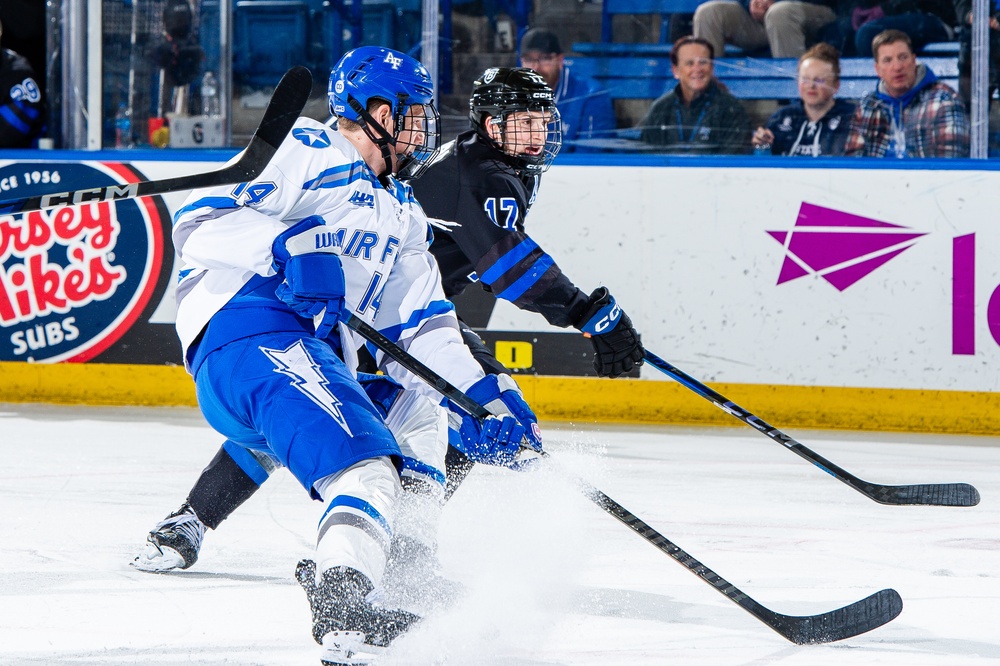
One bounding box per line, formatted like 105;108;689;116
486;115;510;156
347;96;397;179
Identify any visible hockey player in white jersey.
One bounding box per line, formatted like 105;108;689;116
134;68;640;589
162;46;542;663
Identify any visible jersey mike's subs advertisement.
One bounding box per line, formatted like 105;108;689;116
0;160;174;363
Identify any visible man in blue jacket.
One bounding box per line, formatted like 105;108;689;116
518;28;618;152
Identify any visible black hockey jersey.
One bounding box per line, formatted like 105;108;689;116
411;130;590;329
0;48;44;148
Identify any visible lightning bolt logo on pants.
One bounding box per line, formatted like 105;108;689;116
260;340;353;436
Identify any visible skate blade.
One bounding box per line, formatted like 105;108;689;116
130;544;186;573
320;630;384;665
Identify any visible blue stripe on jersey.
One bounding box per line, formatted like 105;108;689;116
319;494;391;535
376;299;456;344
399;456;446;487
386;180;412;206
497;253;556;303
177;267;196;282
479;237;540;286
302;161;377;191
173;196;240;222
17;101;39;119
0;106;29;134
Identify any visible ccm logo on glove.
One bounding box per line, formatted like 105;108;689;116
589;301;621;334
578;289;622;336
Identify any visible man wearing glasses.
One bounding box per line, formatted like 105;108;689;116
518;28;617;152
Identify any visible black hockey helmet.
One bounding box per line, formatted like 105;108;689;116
469;67;561;174
163;0;194;40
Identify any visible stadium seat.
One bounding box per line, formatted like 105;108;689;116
572;0;707;58
233;0;310;88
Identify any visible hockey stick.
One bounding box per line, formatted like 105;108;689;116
644;350;980;507
0;66;313;215
342;312;903;644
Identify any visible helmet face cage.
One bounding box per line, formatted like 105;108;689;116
394;100;440;180
328;46;441;177
488;105;561;174
470;67;563;174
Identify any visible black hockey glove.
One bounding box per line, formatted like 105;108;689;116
575;287;645;378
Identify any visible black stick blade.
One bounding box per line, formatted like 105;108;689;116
0;66;312;215
644;351;980;508
872;482;980;507
764;588;903;645
229;65;312;183
585;486;902;644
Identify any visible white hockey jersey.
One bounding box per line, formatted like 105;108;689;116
172;117;484;401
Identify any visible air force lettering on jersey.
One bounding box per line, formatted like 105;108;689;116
173;116;480;398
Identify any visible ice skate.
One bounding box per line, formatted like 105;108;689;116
295;559;419;665
131;503;206;572
380;534;464;613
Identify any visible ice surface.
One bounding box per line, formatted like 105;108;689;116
1;404;998;665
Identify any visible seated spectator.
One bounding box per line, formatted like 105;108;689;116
0;18;44;148
518;28;617;152
753;42;856;155
844;29;969;157
693;0;838;58
955;0;1000;105
851;0;955;57
640;36;752;154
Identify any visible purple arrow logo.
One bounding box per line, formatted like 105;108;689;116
767;202;927;291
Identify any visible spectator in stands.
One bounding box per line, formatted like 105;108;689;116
753;42;856;155
0;0;45;79
955;0;1000;106
639;36;752;154
849;0;955;57
0;18;44;148
518;28;617;152
693;0;838;58
844;29;969;156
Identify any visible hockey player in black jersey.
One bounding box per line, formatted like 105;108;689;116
133;68;645;624
0;19;45;148
412;66;644;380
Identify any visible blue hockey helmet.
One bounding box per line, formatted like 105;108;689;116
329;46;440;179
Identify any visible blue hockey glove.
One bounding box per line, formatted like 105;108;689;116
449;373;543;458
452;413;526;467
272;216;345;339
575;287;644;379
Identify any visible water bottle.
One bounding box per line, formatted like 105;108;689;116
201;71;220;117
114;103;132;148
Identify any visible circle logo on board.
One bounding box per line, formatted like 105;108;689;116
0;161;170;362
